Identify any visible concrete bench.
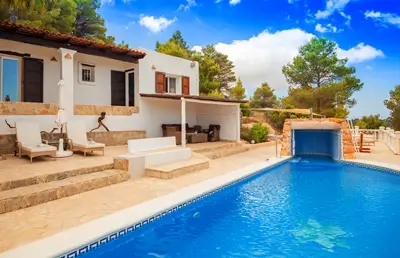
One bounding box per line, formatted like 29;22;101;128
115;137;191;178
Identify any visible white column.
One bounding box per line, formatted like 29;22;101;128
354;125;359;135
236;104;241;142
58;48;77;117
181;98;186;147
395;131;400;154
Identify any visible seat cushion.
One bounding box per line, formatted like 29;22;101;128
22;144;57;153
74;142;105;149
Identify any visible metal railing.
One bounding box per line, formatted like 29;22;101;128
350;126;400;155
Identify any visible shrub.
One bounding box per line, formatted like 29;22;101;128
250;123;269;143
240;103;251;117
240;126;251;142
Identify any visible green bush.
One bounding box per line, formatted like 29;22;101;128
240;103;251;117
240;126;251;142
250;123;269;143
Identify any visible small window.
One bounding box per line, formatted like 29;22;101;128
165;76;177;94
79;63;95;85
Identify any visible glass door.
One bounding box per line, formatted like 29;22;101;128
1;57;19;102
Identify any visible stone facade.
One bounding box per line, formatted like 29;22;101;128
74;104;139;116
0;102;58;115
280;118;356;160
0;130;146;154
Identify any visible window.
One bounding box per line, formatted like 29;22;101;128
165;76;177;94
79;63;95;84
0;57;19;102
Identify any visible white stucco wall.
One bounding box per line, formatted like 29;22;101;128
137;48;199;96
0;39;60;104
73;53;138;106
140;98;198;138
188;102;240;141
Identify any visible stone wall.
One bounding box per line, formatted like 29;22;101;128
280;118;356;160
0;130;146;154
0;102;58;115
74;104;139;116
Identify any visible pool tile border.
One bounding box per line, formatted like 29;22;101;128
339;159;400;175
0;157;290;258
61;157;290;258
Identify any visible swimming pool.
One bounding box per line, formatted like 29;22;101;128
76;156;400;257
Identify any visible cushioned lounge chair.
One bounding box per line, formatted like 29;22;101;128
16;121;57;163
66;120;105;156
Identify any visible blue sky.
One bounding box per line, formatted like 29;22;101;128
99;0;400;118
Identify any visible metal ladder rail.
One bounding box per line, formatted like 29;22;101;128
347;119;359;153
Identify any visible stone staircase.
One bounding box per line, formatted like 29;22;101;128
193;142;248;160
0;165;130;214
146;155;210;179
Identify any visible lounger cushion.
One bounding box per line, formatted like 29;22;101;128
74;142;105;149
16;121;43;146
66;120;89;145
22;144;57;153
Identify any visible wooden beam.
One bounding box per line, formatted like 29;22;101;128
0;31;140;63
0;50;30;57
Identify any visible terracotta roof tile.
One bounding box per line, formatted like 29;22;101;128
0;20;146;59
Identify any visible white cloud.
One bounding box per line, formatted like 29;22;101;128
315;23;338;33
365;11;400;28
337;43;384;63
229;0;241;5
178;0;197;11
340;12;351;26
100;0;114;5
193;29;383;92
215;0;222;3
139;15;177;33
192;46;202;52
316;0;351;19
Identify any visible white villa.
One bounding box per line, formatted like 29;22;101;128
0;21;246;154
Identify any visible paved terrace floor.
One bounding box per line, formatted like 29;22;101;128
356;141;400;165
0;145;279;253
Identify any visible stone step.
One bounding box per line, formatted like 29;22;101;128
0;169;129;214
146;157;210;179
0;163;114;192
192;142;239;153
201;146;248;160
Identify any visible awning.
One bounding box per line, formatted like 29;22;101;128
251;108;324;117
140;93;248;104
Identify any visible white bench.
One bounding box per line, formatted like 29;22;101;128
115;137;191;178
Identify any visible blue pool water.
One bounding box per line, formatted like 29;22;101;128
82;157;400;257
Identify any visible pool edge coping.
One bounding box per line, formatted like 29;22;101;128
340;159;400;175
0;157;291;258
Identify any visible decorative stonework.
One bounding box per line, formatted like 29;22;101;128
280;118;356;160
74;104;139;116
0;102;58;115
88;131;146;146
0;131;146;154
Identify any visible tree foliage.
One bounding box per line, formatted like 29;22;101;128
282;37;363;117
355;114;385;129
230;78;246;100
384;85;400;130
0;0;119;45
249;82;277;108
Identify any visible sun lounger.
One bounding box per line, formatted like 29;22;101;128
16;121;57;163
66;120;105;156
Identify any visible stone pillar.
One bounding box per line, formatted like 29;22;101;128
236;105;241;142
58;48;77;117
379;126;385;141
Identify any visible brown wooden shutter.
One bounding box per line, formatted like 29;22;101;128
182;76;190;95
155;72;166;93
23;57;43;103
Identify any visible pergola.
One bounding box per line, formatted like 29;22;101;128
250;108;325;118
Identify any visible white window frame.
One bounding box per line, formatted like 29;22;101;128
0;56;20;102
165;74;181;94
78;62;96;86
